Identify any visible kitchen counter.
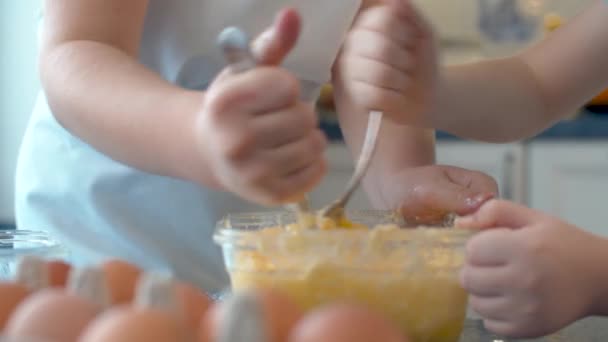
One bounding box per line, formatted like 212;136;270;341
461;317;608;341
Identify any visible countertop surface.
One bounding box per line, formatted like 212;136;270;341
461;317;608;341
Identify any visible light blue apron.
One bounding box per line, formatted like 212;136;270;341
15;0;360;293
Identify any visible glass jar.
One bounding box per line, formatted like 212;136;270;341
0;230;69;281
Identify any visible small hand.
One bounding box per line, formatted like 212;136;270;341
334;0;438;126
376;165;498;225
196;9;327;205
456;200;603;337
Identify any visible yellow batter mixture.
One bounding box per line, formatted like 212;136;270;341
224;222;473;342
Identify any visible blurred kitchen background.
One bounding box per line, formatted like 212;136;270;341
2;0;607;237
1;0;41;230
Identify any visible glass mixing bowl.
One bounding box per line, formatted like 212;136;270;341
214;210;476;342
0;230;69;281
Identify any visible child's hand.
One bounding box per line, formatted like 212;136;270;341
377;165;497;225
196;9;327;205
334;0;438;125
455;200;603;338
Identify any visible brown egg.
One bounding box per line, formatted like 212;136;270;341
174;282;212;330
65;266;112;309
14;255;51;290
80;272;192;342
201;289;303;342
46;260;72;288
288;303;407;342
78;307;187;342
0;255;64;330
199;300;220;342
200;291;267;342
131;273;198;339
4;289;101;342
101;259;142;304
0;283;31;330
4;266;109;342
256;289;303;342
12;256;72;289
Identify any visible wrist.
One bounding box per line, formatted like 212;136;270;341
430;70;452;132
169;91;223;189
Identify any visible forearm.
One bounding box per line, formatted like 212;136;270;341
432;57;553;142
40;41;218;187
432;0;608;143
333;83;435;207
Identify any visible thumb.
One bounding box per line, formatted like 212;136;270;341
455;199;541;230
252;8;301;66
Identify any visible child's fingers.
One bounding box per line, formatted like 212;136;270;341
352;6;416;48
469;296;513;321
346;55;411;93
455;199;540;230
344;27;414;73
384;0;432;36
250;103;317;148
268;130;327;177
465;228;516;266
382;0;414;19
252;8;301;66
482;319;518;338
461;266;510;297
384;0;430;29
206;67;299;117
276;159;327;203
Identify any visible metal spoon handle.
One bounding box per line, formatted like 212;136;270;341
217;27;257;72
319;110;382;219
342;110;383;204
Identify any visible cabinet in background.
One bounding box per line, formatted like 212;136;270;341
436;142;526;203
529;142;608;237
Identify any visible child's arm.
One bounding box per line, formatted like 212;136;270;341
41;1;210;184
41;1;325;205
334;88;437;205
334;0;437;205
432;0;608;142
334;0;498;217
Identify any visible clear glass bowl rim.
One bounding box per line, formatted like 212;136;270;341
213;210;476;249
0;229;64;258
